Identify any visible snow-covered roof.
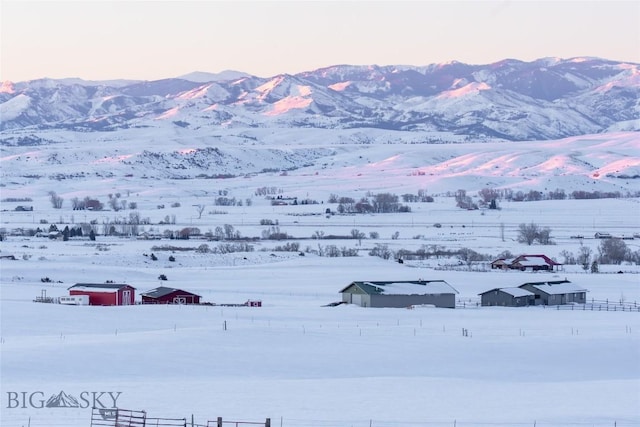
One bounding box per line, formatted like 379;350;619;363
343;280;458;295
68;283;134;292
528;283;588;295
141;286;199;298
516;258;549;267
69;286;118;293
499;287;535;297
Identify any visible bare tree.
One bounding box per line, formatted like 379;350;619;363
478;188;500;205
350;228;365;245
577;246;592;271
48;191;63;209
536;227;554;245
598;238;629;264
108;195;120;211
369;244;392;260
195;204;205;219
457;248;485;270
455;189;476;210
71;197;81;210
517;222;539;245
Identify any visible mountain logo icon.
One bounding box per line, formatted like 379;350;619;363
45;391;81;408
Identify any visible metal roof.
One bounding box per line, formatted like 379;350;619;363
340;280;458;295
526;283;588;295
68;283;135;291
141;286;200;299
479;287;535;297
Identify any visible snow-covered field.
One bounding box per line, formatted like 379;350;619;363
1;131;639;427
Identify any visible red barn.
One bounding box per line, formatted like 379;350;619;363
140;286;201;304
68;283;136;306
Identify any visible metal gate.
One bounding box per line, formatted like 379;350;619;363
90;407;186;427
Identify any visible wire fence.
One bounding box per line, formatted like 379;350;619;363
4;411;640;427
455;298;640;312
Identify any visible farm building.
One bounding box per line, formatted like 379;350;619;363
480;280;587;307
479;287;535;307
519;280;587;306
141;286;201;304
491;254;562;272
68;283;136;306
339;280;458;308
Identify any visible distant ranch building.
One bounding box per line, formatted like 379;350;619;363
479;287;535;307
141;286;201;305
480;280;587;307
519;280;587;306
68;283;136;306
491;254;562;272
340;280;458;308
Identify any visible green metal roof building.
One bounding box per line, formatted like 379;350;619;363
339;280;458;308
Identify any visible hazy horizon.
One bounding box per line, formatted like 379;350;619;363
2;0;639;82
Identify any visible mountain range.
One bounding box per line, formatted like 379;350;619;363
1;57;638;141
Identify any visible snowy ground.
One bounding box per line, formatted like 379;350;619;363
1;132;640;427
1;212;639;427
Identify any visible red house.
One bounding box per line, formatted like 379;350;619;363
68;283;136;306
140;286;201;304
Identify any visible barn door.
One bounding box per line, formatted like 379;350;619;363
122;290;131;305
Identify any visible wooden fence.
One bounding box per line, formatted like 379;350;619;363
90;408;270;427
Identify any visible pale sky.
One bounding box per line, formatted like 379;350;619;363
1;0;639;82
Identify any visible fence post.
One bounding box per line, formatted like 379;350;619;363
218;417;223;427
265;418;271;427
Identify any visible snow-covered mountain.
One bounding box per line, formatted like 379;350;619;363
1;57;638;140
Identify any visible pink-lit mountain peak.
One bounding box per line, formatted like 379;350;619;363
438;81;492;99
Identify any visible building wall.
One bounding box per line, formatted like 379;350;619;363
341;286;367;304
70;290;115;306
565;292;586;304
142;291;200;304
481;291;512;306
118;287;135;305
481;291;533;307
369;294;455;308
70;287;135;306
342;292;371;307
519;285;586;306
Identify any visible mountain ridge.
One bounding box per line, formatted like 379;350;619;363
1;57;638;141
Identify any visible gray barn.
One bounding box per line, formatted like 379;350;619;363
519;280;587;306
339;280;458;308
479;287;535;307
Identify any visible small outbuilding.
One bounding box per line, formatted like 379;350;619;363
141;286;201;305
479;287;535;307
339;280;458;308
68;283;136;306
